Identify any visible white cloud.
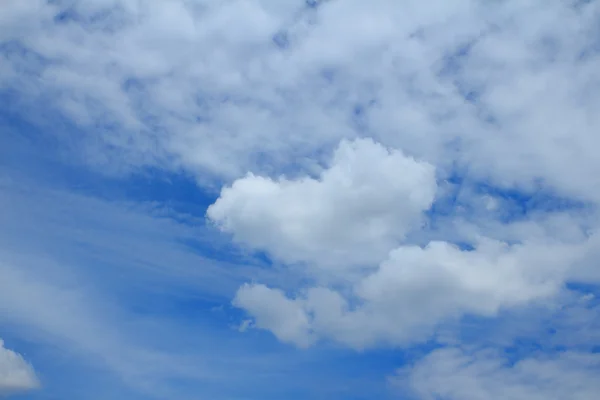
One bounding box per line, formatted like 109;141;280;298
355;239;567;319
0;339;39;396
233;237;587;349
208;138;436;269
393;347;600;400
234;283;314;348
1;0;598;198
3;0;600;395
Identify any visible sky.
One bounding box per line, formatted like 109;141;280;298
1;0;600;399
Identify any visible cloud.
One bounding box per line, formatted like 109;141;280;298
234;283;315;348
0;339;39;396
212;136;596;350
387;286;600;400
1;0;597;197
2;0;600;398
208;138;436;269
234;236;587;349
392;346;600;400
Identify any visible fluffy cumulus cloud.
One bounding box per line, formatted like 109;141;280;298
392;347;600;400
208;138;436;268
0;339;39;396
233;236;589;349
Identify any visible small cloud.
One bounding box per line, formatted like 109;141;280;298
580;293;595;302
238;319;254;333
210;305;225;313
0;339;40;396
233;284;315;348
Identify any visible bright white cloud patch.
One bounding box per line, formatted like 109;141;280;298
234;283;314;348
356;239;570;316
234;238;584;349
208;138;436;268
0;339;39;396
393;347;600;400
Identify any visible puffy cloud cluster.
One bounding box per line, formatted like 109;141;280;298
232;238;583;349
208;139;436;269
210;138;592;349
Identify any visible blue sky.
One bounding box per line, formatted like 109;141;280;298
1;1;600;399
